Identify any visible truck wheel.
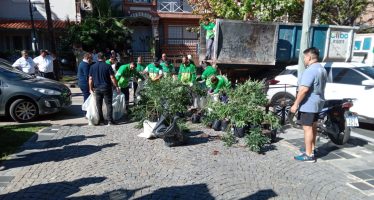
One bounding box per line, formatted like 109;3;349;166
9;99;38;122
271;93;295;125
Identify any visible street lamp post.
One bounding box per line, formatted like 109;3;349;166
28;0;38;52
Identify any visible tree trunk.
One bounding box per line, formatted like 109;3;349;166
44;0;59;80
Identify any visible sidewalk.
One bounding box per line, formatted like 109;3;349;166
0;121;370;199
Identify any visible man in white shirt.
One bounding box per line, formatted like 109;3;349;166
33;49;56;80
12;50;37;75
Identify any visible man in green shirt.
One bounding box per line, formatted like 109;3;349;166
115;62;143;106
201;19;215;60
209;75;231;95
178;56;197;86
133;56;146;100
201;62;217;87
160;60;175;78
144;59;163;82
106;55;118;73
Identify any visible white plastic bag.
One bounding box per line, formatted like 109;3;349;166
102;92;126;121
83;93;99;125
112;92;126;121
137;120;157;139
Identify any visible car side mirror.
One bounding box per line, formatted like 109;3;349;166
362;80;374;86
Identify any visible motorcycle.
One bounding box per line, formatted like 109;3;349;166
289;98;359;145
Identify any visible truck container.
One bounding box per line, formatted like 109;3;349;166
199;19;358;66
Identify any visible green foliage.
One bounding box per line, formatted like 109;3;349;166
61;0;132;50
131;78;192;123
221;132;236;147
314;0;369;26
189;0;303;22
245;127;270;153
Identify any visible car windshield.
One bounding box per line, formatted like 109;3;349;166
0;66;33;80
355;67;374;79
279;69;297;77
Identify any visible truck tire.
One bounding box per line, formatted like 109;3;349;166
270;93;295;125
9;99;38;122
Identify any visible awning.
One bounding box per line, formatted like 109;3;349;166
0;19;68;30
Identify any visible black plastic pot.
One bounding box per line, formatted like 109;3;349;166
191;113;201;123
212;120;222;131
233;126;246;138
221;120;229;131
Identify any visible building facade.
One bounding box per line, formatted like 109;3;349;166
122;0;201;64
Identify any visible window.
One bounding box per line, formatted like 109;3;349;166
13;36;23;51
279;69;297;77
363;37;372;51
354;41;361;50
332;68;367;85
167;25;198;45
355;67;374;79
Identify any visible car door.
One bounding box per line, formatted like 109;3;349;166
324;67;370;117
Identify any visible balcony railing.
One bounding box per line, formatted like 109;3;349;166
157;0;193;12
127;0;152;3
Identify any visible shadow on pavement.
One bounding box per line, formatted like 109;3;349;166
28;134;106;150
136;183;214;199
240;189;278;200
0;143;117;171
0;177;107;199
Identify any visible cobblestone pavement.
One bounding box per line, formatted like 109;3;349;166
0;123;370;200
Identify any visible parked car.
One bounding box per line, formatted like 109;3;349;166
0;63;72;122
267;62;374;124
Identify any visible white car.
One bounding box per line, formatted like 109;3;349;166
267;62;374;124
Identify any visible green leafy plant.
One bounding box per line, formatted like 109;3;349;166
245;127;270;153
131;77;192;126
221;132;236;147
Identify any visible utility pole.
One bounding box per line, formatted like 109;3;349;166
44;0;59;80
28;0;38;52
297;0;313;83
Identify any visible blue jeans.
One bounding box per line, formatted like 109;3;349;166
78;83;90;102
206;38;214;59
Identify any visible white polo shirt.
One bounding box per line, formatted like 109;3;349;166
12;57;37;74
33;55;55;73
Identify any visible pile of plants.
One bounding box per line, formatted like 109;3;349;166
131;77;192;126
203;80;280;153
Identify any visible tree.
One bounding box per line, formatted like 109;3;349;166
62;0;132;51
188;0;303;22
314;0;370;26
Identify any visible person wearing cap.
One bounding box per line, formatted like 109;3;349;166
12;50;37;75
160;60;175;78
144;59;163;82
116;62;144;106
178;55;196;86
33;49;56;80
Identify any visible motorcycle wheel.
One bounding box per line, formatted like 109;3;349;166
326;114;351;145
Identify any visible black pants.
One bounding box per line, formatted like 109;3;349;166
95;88;113;123
39;72;55;80
121;87;130;106
133;81;138;99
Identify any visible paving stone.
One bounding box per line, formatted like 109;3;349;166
320;153;342;160
334;151;356;159
362;169;374;178
350;171;373;180
350;182;374;191
367;180;374;186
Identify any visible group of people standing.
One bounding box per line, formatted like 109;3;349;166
12;49;57;80
77;50;231;126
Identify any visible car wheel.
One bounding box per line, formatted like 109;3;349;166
271;93;295;125
9;99;38;122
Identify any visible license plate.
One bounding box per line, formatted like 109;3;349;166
346;115;359;127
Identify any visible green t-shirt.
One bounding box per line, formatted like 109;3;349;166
160;63;175;77
201;22;215;39
105;60;111;65
146;63;162;80
211;75;231;94
201;65;217;80
136;63;146;73
178;62;196;85
115;64;142;88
